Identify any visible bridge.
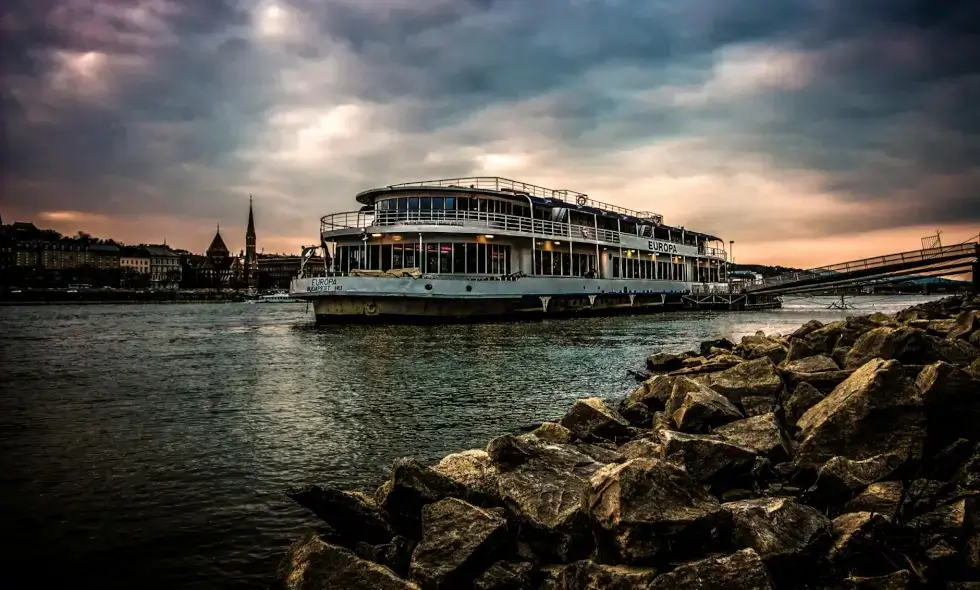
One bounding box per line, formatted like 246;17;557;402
744;235;980;296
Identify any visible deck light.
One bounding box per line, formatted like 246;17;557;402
484;234;495;239
371;233;382;238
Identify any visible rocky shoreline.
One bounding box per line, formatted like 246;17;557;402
276;295;980;589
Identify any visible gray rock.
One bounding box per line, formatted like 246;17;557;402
617;400;650;427
738;338;788;365
843;481;904;519
785;339;817;363
707;357;784;402
524;422;573;444
647;351;688;372
846;326;978;369
782;369;855;394
571;443;625;464
669;353;744;376
741;395;775;417
658;430;759;488
796;359;925;467
805;321;846;353
617;438;662;461
917;361;980;408
701;337;736;355
829;511;890;563
845;570;913;589
783;355;839;374
556;560;659;589
648;549;774;589
967;357;980;379
785;382;825;425
379;459;467;539
587;458;730;564
277;531;419;590
409;498;507;589
667;377;743;432
832;346;851;368
806;453;907;507
559;398;632;443
625;374;677;412
948;309;980;340
287;485;395;546
471;560;533;590
791;319;825;340
723;497;831;579
434;450;500;506
487;435;600;562
713;412;791;462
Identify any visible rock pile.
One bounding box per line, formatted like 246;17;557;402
276;295;980;589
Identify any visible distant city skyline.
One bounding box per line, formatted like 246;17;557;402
2;0;978;269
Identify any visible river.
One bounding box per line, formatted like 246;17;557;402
0;295;941;588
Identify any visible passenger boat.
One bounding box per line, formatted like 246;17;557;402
290;177;755;323
248;291;302;304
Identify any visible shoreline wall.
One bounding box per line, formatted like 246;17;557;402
275;294;980;590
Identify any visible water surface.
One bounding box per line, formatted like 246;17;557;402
0;295;939;589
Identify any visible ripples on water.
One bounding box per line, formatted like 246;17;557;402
0;295;940;588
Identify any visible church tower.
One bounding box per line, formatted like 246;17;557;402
245;195;258;290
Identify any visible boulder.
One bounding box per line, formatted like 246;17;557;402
587;458;731;564
967;357;980;379
706;357;783;403
785;338;817;363
829;511;891;565
701;337;736;356
352;535;414;578
277;531;420;590
844;327;909;369
846;326;979;369
559;398;632;443
805;321;846;353
524;422;573;444
287;485;395;545
625;374;676;412
617;438;662;461
571;443;625;464
471;560;533;590
713;413;791;462
782;369;855;395
669;354;743;376
379;459;467;539
487;435;600;562
832;346;851;368
617;400;650;428
785;382;825;425
648;549;774;589
916;361;980;449
796;359;925;467
658;430;759;489
723;497;831;581
845;570;913;589
783;355;839;374
408;498;507;589
741;395;775;417
667;377;743;432
791;319;825;340
647;352;688;372
842;481;904;519
805;453;907;508
434;450;499;506
738;338;788;365
948;310;980;340
556;560;659;589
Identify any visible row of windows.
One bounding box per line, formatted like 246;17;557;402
695;265;724;283
533;251;598;277
335;243;512;275
612;256;687;281
376;196;530;218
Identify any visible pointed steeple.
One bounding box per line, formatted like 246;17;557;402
247;195;256;237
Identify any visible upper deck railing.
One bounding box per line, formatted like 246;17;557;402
320;209;727;260
745;241;979;292
371;177;664;224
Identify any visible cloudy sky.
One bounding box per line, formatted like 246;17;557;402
2;0;978;267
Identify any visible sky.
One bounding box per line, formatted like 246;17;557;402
1;0;978;267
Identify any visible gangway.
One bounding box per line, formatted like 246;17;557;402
745;237;979;296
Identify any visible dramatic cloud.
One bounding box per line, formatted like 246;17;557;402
2;0;978;265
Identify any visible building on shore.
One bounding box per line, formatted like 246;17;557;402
144;245;181;289
245;197;258;291
119;246;151;288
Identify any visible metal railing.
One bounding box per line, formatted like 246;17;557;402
320;209;727;260
746;241;979;291
369;176;664;223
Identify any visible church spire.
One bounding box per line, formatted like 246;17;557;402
247;195;255;237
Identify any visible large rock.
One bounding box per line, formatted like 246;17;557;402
707;357;784;402
624;374;676;412
713;413;791;462
829;512;891;565
658;430;759;489
287;485;395;545
487;435;600;562
647;351;688;372
723;497;831;581
796;359;925;467
846;326;979;369
791;319;825;340
524;422;573;444
617;400;650;427
617;438;662;461
805;321;846;353
805;453;907;508
782;369;855;395
701;337;736;356
667;377;743;432
471;560;533;590
408;498;507;589
556;560;659;589
379;459;467;539
843;481;904;519
783;355;839;374
669;353;743;376
648;549;774;589
434;450;500;506
739;340;788;365
785;382;826;425
587;457;730;564
845;570;913;589
917;361;980;449
559;398;632;443
277;531;420;590
948;310;980;340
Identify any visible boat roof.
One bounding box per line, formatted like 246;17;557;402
354;177;722;242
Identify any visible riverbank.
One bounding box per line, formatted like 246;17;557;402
276;295;980;589
0;290;247;305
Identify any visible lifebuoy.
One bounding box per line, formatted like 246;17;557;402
365;302;378;315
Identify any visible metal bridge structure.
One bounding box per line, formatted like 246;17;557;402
744;234;980;296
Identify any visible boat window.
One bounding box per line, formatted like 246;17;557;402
453;244;465;273
439;244;452;273
420;196;431;211
408;197;419;211
432;197;443;210
392;244;403;268
398;198;408;211
381;245;392;271
445;197;455;210
404;243;417;268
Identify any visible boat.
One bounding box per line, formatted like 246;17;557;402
248;291;303;304
290;177;765;323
